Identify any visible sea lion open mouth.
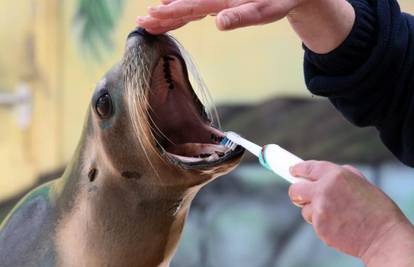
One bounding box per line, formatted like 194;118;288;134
123;28;244;170
149;54;244;168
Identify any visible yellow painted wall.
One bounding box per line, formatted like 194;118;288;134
1;0;414;200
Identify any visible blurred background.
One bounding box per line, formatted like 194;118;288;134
1;0;414;266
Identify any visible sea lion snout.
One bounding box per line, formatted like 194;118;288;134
127;27;152;39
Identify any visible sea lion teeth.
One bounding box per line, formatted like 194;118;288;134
216;151;225;157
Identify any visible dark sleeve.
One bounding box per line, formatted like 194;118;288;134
304;0;414;167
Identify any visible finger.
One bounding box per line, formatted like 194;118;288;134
137;15;205;33
215;0;294;31
288;181;315;205
301;203;313;224
342;164;364;177
161;0;177;5
216;2;265;30
137;16;156;28
290;160;339;181
144;22;188;34
148;0;229;19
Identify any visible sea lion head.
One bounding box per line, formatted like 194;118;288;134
86;28;244;190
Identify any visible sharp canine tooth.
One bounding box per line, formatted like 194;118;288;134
216;151;225;157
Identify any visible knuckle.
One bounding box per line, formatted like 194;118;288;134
323;168;345;187
317;161;335;171
306;160;328;177
313;200;330;220
227;0;238;8
342;164;364;177
342;164;354;169
296;161;315;176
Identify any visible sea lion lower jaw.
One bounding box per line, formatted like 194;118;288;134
0;29;244;267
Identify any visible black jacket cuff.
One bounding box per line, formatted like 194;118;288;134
303;0;377;76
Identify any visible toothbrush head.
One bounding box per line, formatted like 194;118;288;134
221;131;262;157
220;132;239;151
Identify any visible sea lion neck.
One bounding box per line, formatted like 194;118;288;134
55;164;200;267
54;131;200;266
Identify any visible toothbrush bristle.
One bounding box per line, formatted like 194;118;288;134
220;136;237;150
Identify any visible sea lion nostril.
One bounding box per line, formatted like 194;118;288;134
127;27;153;39
88;168;97;182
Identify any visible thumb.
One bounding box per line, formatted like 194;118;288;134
216;3;264;30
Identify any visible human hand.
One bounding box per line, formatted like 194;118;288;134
137;0;354;54
137;0;307;34
288;161;414;266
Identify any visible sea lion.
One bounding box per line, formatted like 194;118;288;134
0;28;244;267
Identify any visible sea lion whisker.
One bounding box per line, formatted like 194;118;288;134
146;110;177;148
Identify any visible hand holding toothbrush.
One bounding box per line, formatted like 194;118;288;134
222;131;414;266
289;160;414;267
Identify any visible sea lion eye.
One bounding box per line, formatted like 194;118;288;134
95;93;113;119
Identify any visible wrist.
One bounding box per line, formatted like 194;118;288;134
362;216;414;267
287;0;355;54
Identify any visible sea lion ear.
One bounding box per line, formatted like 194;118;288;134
94;90;114;119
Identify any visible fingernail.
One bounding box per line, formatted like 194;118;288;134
289;166;294;174
292;201;304;208
149;5;163;12
221;14;231;29
148;6;158;14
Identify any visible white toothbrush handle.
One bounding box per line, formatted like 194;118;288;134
261;144;305;184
